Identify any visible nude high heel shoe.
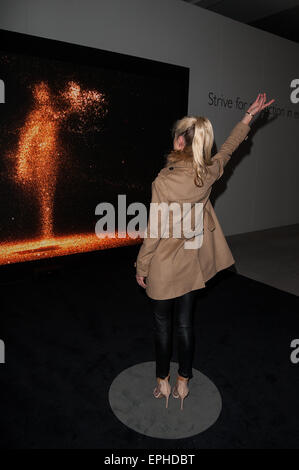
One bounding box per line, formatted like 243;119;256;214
172;375;189;410
153;374;171;408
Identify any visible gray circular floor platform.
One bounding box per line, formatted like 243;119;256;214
108;361;222;439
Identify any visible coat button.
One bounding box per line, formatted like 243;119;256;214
169;166;174;170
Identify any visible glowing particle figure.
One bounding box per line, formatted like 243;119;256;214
13;81;108;239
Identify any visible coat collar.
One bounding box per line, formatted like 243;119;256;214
164;145;194;168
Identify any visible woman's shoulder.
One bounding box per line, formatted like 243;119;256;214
151;170;168;191
156;166;174;179
152;167;180;191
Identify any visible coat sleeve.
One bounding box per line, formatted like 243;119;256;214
135;176;168;277
212;121;251;180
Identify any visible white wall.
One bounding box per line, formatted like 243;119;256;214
1;0;298;235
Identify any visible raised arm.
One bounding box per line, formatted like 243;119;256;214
213;92;275;179
212;120;251;179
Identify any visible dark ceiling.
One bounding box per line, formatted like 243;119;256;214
182;0;299;44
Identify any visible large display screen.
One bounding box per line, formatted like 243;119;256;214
0;29;189;265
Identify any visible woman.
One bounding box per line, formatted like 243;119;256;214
135;93;275;410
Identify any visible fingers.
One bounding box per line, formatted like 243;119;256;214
255;92;265;105
249;93;265;114
249;93;275;115
257;93;263;103
262;98;275;109
255;92;275;111
255;93;264;105
259;93;265;111
136;275;146;288
259;93;275;110
258;93;266;109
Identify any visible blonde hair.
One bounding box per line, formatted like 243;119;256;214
171;115;214;187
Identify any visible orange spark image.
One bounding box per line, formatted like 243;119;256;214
0;232;142;266
14;81;108;239
0;80;128;265
15;82;60;238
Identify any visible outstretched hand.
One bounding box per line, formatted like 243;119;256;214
247;92;275;117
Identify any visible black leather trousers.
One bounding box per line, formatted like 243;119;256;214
151;289;198;380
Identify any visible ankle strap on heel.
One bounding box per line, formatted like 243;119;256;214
157;374;170;382
177;375;189;381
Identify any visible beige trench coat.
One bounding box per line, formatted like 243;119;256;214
135;120;251;300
